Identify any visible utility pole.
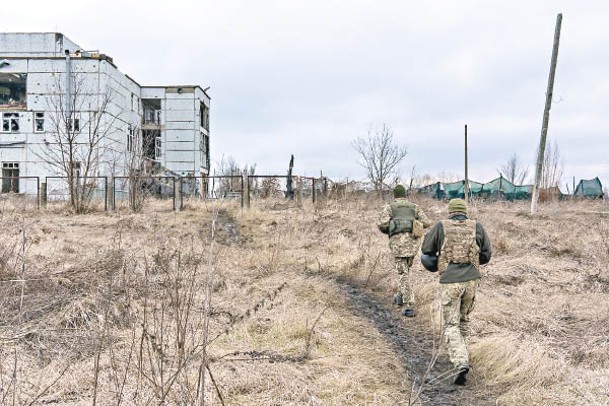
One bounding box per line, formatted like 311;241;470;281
531;13;563;214
464;124;469;201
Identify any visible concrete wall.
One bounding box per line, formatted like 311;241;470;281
142;86;210;176
0;52;139;194
0;33;210;195
0;33;82;57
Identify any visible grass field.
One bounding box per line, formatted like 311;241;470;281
0;195;608;405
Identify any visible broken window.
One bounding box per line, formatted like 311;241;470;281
200;134;210;168
2;162;19;193
200;102;209;131
0;73;27;110
1;113;19;133
35;112;45;133
67;116;80;132
127;124;134;152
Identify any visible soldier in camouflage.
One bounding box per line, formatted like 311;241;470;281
421;198;492;385
378;185;431;317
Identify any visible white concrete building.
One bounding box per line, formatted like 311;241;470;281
0;32;210;195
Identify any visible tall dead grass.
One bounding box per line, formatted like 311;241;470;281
1;195;608;404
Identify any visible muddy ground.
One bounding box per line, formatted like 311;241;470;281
313;270;498;406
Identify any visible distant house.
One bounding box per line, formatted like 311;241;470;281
0;32;210;195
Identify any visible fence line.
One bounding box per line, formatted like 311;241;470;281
0;176;40;209
0;174;329;212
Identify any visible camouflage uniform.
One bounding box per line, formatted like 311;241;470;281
378;198;431;310
442;279;479;368
421;208;492;374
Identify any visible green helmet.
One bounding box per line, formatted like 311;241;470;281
448;198;467;213
393;185;406;198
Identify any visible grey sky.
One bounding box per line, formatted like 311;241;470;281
5;0;609;188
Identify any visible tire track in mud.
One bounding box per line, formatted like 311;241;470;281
308;271;497;406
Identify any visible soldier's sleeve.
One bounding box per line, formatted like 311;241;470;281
377;204;392;229
421;222;442;255
415;206;432;228
476;222;492;265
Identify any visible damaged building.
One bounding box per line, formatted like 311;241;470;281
0;32;210;195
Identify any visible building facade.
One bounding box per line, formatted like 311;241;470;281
0;32;210;195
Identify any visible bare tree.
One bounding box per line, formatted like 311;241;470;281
539;140;564;189
409;172;458;188
213;156;257;198
436;171;461;184
214;156;241;197
38;71;120;213
499;152;529;185
124;126;157;212
352;124;408;195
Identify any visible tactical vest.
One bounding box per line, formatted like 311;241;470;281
437;220;479;274
388;200;416;236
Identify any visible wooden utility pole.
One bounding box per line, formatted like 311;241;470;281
464;124;469;201
531;13;563;214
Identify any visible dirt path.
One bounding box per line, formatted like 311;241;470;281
327;273;498;406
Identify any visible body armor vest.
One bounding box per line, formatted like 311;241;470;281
389;200;416;236
438;219;479;274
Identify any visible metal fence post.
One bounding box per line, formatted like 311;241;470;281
103;177;108;212
40;181;47;209
174;177;181;213
243;174;251;209
179;177;183;210
108;176;115;211
312;178;317;204
36;177;40;209
297;176;303;206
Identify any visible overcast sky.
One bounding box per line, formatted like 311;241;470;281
5;1;609;188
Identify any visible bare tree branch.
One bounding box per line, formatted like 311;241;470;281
34;71;122;213
540;140;564;189
352;124;407;195
499;152;529;185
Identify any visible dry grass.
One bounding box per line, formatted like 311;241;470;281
0;195;608;404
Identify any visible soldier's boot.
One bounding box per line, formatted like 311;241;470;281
401;308;416;317
393;293;404;306
454;364;470;386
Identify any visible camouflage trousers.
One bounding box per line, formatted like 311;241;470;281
395;257;415;310
441;279;479;368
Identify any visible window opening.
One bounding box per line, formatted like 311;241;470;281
2;162;19;193
1;113;19;133
200;102;209;131
142;130;157;160
127;124;134;152
142;99;161;125
35;112;45;132
67;116;80;132
0;73;27;109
